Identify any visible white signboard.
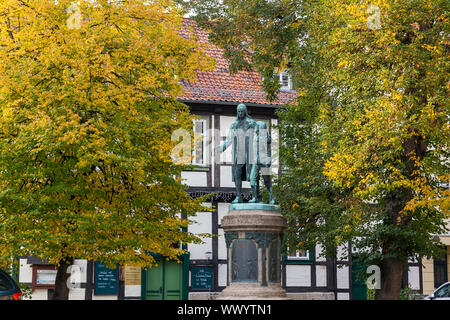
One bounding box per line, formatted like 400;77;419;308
36;269;57;285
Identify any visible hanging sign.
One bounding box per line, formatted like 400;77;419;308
191;266;214;290
94;262;118;295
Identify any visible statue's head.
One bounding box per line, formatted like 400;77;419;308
237;103;247;120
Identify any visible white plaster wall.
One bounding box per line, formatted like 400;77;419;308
125;285;141;297
68;288;85;300
218;263;227;287
219;116;234;164
220;116;235;137
285;265;311;287
188;206;212;260
218;228;227;260
220;143;233;163
29;289;48;300
217;202;230;223
270;122;279;167
217;202;229;261
220;166;234;188
408;266;420;290
211;114;215;185
18;259;32;283
337;292;350;300
316;265;327;287
220;166;250;188
336;265;349;289
181;171;207;187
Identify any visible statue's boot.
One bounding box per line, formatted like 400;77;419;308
249;185;258;203
269;195;276;204
232;196;243;203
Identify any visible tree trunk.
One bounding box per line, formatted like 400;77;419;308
52;257;74;300
376;182;413;300
375;257;405;300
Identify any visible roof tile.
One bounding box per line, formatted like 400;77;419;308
178;19;297;106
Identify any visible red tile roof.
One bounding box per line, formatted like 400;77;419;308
178;18;297;107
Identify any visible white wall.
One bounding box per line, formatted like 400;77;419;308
316;265;327;287
188;203;213;260
336;265;349;289
285;265;311;287
219;116;235;164
408;266;420;290
181;171;208;187
218;263;227;287
337;292;350;300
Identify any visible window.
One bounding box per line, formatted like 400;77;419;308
275;70;293;91
284;244;314;265
0;272;14;291
193;118;207;166
435;283;450;298
288;248;310;260
434;252;448;289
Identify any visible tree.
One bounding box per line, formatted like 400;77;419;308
181;0;449;299
0;0;214;299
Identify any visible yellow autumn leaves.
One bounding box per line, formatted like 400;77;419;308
316;0;449;222
0;0;214;268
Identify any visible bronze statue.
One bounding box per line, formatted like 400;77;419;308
216;104;275;204
249;121;275;204
216;103;256;203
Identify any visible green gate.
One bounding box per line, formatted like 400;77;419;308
141;254;189;300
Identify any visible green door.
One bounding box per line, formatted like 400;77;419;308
352;260;368;300
143;259;184;300
164;261;183;300
145;262;163;300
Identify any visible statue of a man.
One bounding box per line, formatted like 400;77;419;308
216;103;256;203
249;121;275;204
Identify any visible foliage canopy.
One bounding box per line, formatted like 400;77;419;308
0;0;214;269
182;0;449;298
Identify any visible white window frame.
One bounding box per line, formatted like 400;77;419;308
275;70;293;91
287;248;310;261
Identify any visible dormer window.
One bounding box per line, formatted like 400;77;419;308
275;70;293;91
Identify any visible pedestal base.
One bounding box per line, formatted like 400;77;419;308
219;205;289;300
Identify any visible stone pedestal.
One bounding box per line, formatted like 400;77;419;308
217;203;289;300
